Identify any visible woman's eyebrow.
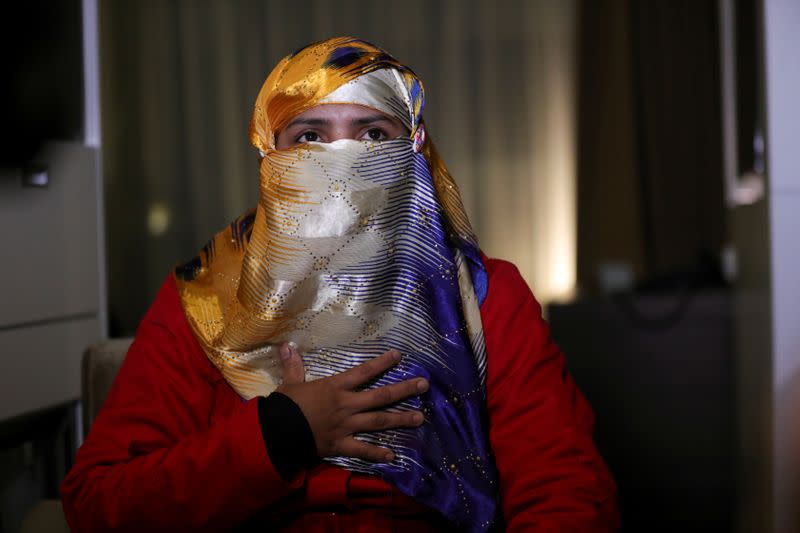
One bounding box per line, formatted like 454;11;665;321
285;117;331;128
352;115;395;125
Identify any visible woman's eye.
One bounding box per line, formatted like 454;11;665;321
297;131;319;143
363;128;387;141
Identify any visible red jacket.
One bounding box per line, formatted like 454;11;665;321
61;258;618;531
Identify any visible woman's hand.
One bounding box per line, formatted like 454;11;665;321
276;343;427;463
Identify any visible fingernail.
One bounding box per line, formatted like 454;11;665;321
288;341;298;355
391;350;401;361
417;379;428;392
413;412;424;424
384;451;395;462
279;343;292;361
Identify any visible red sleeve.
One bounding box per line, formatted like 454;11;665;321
60;276;302;532
480;259;619;532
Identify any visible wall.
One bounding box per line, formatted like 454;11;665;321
764;0;800;530
732;0;800;530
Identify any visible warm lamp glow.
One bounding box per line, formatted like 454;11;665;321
510;0;578;305
547;103;577;302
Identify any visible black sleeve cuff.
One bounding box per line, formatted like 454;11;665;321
257;392;318;481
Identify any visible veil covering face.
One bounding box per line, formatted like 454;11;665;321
174;36;498;531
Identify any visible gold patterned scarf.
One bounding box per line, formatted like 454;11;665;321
174;37;483;399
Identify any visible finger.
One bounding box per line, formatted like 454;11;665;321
279;342;305;384
335;349;401;390
335;437;396;463
351;377;429;411
348;410;424;433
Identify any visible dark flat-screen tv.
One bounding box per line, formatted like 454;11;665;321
1;0;84;169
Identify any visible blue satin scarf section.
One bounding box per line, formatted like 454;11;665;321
323;140;499;531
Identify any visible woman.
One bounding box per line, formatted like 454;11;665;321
62;36;618;532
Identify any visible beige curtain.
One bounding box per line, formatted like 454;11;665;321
101;0;577;334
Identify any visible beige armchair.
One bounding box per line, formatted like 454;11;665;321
80;338;133;436
18;339;132;533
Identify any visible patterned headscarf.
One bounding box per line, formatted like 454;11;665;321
175;37;497;531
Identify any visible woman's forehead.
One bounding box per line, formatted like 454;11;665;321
284;104;402;125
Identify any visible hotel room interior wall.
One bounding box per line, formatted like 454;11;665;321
100;0;583;334
729;0;800;530
762;0;800;530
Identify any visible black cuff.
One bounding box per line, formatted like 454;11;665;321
257;392;317;481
